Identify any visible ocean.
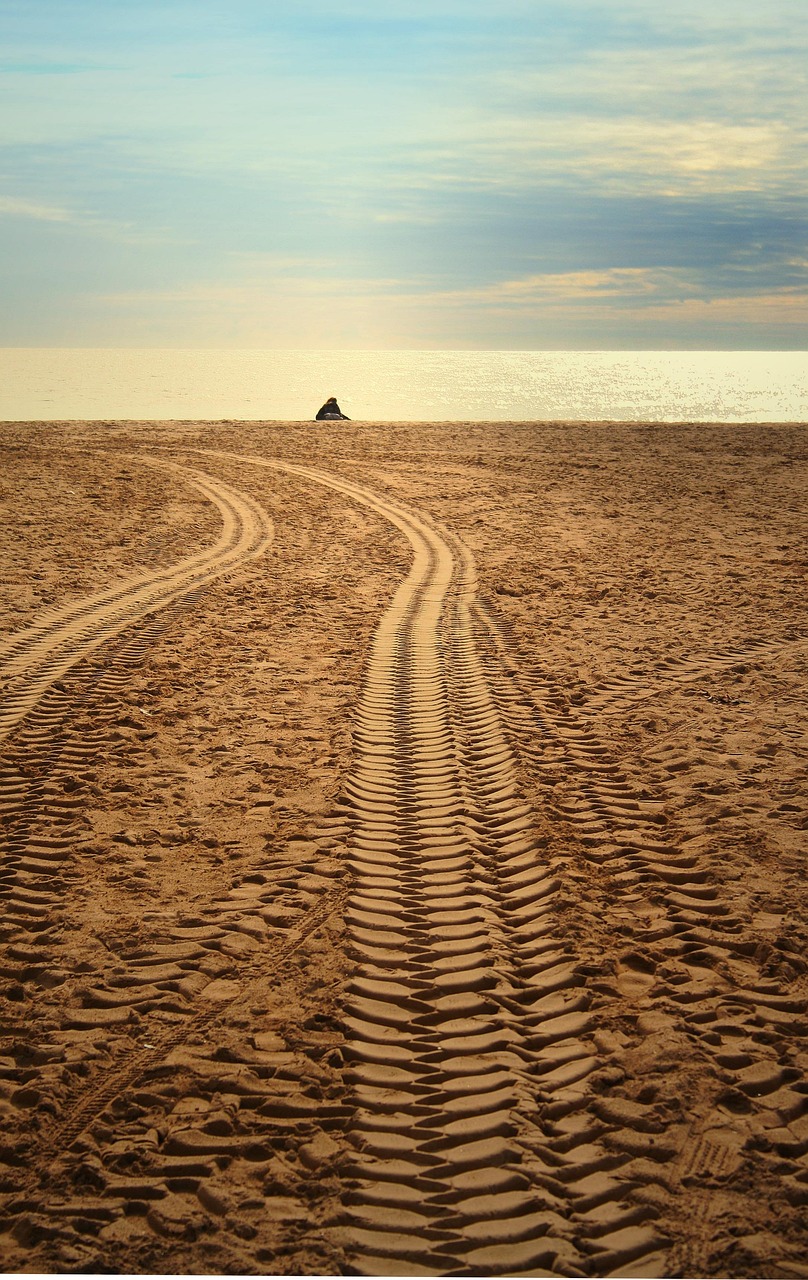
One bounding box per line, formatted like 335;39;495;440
0;348;806;424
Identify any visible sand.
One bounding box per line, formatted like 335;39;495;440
0;418;806;1278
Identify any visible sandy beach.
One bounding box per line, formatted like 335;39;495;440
0;418;806;1278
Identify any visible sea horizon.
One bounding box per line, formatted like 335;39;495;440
1;347;806;424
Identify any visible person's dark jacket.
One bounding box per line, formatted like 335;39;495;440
315;399;350;421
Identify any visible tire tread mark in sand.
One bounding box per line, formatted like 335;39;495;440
581;635;805;718
2;616;349;1176
10;883;349;1187
1;599;350;1251
0;458;273;745
198;452;671;1278
1;458;274;992
474;600;784;946
469;597;808;1230
0;594;208;952
0;464;349;1270
0;467;301;1181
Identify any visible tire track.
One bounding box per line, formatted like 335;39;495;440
198;452;670;1277
0;458;273;745
580;635;805;719
206;453;803;1276
1;456;275;1027
7;881;348;1177
1;460;353;1269
468;601;808;1237
0;461;275;1170
473;596;805;981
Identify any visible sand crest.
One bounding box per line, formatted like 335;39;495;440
0;418;806;1277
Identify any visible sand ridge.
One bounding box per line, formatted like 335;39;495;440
0;419;806;1276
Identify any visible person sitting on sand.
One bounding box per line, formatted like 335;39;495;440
315;396;350;421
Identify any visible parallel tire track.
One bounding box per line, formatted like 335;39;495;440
0;458;274;745
1;458;357;1270
1;453;401;1275
1;452;276;998
1;459;274;975
0;459;278;1177
204;453;806;1275
466;601;808;1265
201;452;670;1277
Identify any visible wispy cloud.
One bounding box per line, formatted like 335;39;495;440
0;195;73;222
625;292;808;330
95;273;413;308
94;261;808;318
467;118;804;197
0;190;183;246
447;268;684;306
399;265;808;317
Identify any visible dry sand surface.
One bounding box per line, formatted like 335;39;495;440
0;418;806;1279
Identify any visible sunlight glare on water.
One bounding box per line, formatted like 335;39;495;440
0;349;806;422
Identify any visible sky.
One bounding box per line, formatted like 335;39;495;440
1;0;806;349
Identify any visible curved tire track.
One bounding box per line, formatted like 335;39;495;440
200;452;670;1277
1;459;275;975
1;458;356;1270
0;458;274;745
8;446;801;1274
0;458;276;1175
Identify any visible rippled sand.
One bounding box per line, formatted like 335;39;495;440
1;418;806;1277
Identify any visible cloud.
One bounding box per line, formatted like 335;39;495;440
0;190;182;246
0;195;73;221
413;267;675;308
464;118;804;198
489;33;808;118
94;261;808;317
95;271;413;309
396;14;808;203
377;265;808;332
636;292;808;325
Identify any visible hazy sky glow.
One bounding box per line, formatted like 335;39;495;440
1;0;806;347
